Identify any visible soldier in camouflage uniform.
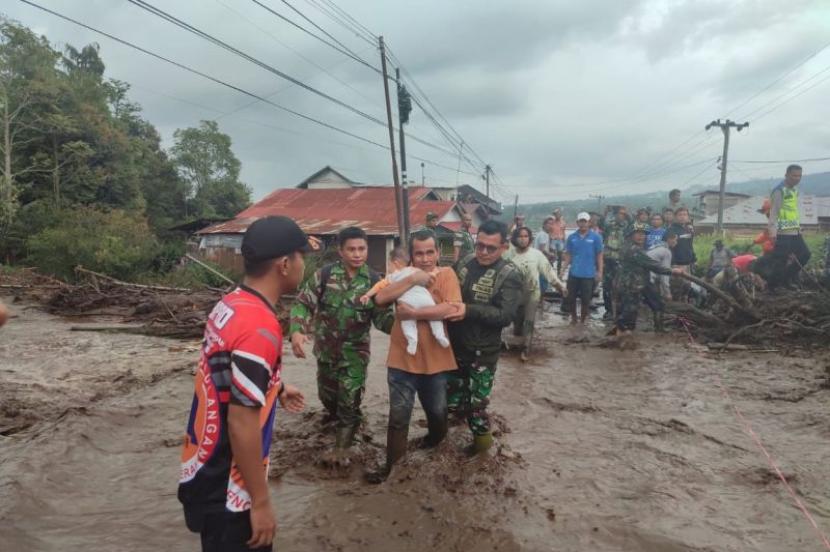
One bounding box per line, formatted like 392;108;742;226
453;212;475;262
600;206;630;320
613;226;682;336
289;227;393;465
448;220;522;453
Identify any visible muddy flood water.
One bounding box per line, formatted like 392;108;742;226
2;297;830;551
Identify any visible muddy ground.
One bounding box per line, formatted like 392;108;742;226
2;297;830;551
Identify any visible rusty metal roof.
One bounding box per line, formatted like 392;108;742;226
199;186;458;236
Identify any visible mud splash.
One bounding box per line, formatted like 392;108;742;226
2;298;830;551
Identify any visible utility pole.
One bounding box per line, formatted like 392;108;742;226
420;162;425;185
705;119;749;234
589;193;605;212
379;36;406;247
395;67;412;239
455;141;464;186
484;164;491;199
512;194;519;219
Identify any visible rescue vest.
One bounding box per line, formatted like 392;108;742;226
772;182;800;231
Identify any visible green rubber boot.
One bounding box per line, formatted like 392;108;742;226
472;432;494;454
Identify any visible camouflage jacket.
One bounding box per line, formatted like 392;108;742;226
289;261;393;362
617;242;673;292
603;219;629;260
448;255;523;359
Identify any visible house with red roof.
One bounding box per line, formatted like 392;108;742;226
196;167;487;273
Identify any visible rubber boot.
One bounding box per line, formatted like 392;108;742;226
335;426;356;449
319;426;356;468
653;312;665;333
366;428;408;484
468;432;494;455
419;416;448;449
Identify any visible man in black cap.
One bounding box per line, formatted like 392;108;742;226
178;216;310;552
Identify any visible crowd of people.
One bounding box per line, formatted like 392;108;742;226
175;164;814;551
518;164;813;340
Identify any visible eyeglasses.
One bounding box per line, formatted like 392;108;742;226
475;242;500;254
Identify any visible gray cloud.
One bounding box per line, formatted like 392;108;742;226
4;0;830;204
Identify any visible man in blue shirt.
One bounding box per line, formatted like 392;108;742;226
560;212;604;325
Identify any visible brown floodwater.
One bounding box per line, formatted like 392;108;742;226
2;298;830;551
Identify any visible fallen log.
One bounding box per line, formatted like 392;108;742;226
70;325;147;333
74;266;192;293
184;254;236;286
677;271;760;322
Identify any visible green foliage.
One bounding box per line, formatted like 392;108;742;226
692;232;826;275
27;205;159;281
171;120;251;219
142;262;233;290
0;18;256;284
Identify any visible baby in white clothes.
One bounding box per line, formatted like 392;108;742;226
360;248;450;355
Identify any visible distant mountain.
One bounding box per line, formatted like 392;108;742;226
508;171;830;228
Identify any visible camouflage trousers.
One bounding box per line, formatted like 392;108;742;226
446;354;498;436
317;357;368;432
616;283;663;331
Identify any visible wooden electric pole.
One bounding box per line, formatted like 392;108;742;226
484;164;491;198
379;37;406;246
396;67;411;239
589;193;605;211
705;119;749;234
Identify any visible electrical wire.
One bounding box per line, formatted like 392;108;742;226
18;0;390;149
247;0;381;74
125;0;389;127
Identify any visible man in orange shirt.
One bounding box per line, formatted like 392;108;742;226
367;230;465;482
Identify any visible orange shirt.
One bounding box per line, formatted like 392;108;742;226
753;230;774;254
386;267;461;374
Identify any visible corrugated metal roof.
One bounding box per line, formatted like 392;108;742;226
697;194;828;226
199;186;457;236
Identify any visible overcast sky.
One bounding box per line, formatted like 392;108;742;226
4;0;830;204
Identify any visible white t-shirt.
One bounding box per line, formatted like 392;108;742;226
504;247;562;302
533;230;551;253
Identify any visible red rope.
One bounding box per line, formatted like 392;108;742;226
678;317;830;550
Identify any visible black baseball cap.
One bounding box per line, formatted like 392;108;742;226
241;216;314;262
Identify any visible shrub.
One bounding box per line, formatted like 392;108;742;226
27;206;159;281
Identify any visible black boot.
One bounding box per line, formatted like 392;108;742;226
419;415;448;449
365;428;408;484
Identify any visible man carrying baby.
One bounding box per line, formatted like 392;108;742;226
290;226;393;468
366;230;465;483
360;247;451;355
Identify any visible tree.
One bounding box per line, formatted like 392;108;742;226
171;120;250;219
0;20;61;231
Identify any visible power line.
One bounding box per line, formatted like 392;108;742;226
733;156;830;164
18;0;390;149
735;61;830;121
315;0;377;44
125;0;466;162
212;0;377;111
276;0;372;65
247;0;381;74
750;69;830;123
125;0;389;126
723;37;830;119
